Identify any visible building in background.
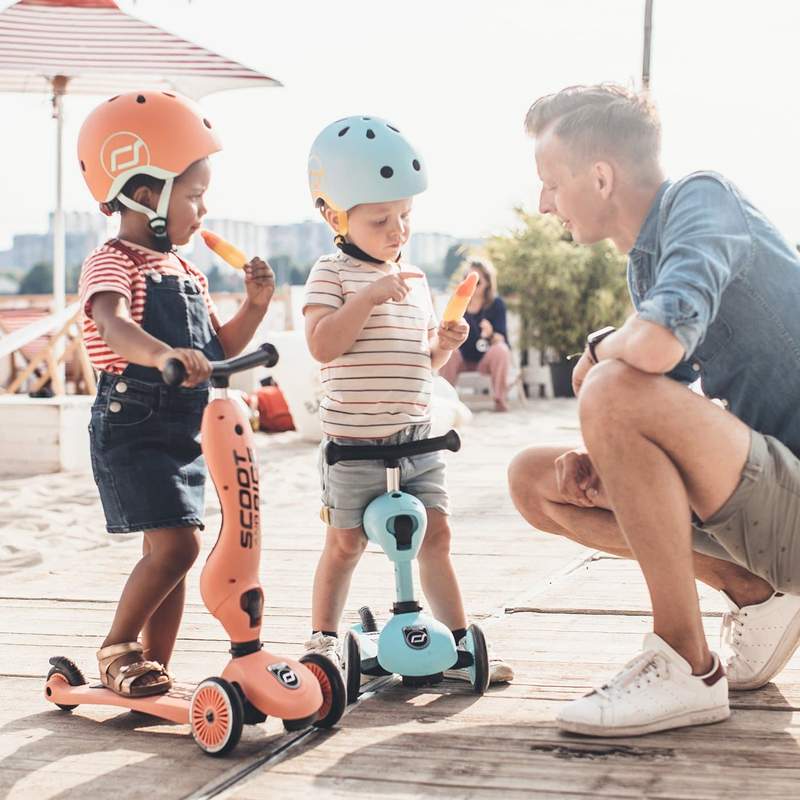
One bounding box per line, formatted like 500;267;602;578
0;211;108;274
0;211;485;291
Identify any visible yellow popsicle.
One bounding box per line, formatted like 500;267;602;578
200;229;248;270
442;271;479;322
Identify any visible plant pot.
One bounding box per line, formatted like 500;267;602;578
549;359;575;398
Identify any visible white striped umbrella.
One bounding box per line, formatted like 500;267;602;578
0;0;281;318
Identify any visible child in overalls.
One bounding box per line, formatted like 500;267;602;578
76;91;275;697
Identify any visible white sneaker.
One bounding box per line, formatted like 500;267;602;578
303;632;342;670
556;633;730;737
720;591;800;690
444;636;515;684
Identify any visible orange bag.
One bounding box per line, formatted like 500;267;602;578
257;384;295;432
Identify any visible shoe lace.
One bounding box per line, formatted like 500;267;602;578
721;608;747;659
594;650;668;699
304;634;338;659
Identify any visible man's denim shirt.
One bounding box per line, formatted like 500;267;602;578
629;171;800;456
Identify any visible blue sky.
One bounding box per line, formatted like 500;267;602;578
1;0;799;249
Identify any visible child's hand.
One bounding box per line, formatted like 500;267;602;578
155;348;212;387
437;319;469;351
366;272;423;305
244;257;275;309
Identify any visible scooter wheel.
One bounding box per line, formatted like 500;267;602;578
466;624;490;695
300;652;346;729
190;677;244;756
343;631;362;705
46;656;87;711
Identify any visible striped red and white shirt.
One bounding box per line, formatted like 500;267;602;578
78;239;218;375
304;252;436;439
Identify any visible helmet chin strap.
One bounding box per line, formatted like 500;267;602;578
116;176;175;252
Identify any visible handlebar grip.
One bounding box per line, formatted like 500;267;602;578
162;358;187;387
325;429;461;465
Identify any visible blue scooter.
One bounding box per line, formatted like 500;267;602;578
324;430;490;703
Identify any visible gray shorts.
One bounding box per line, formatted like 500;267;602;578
318;423;449;530
692;430;800;593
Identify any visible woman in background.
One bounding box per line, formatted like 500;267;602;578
439;258;512;411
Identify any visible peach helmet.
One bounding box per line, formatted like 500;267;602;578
77;91;222;245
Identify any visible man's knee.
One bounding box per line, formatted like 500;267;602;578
579;359;649;431
508;447;562;533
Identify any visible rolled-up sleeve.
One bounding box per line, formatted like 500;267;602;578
638;176;752;356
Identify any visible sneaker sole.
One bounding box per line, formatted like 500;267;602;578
557;704;731;738
728;606;800;691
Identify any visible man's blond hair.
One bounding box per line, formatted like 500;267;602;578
525;84;661;181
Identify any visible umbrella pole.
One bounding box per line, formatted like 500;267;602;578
51;75;68;392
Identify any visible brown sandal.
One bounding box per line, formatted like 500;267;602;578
97;642;172;697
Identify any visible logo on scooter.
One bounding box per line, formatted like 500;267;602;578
403;625;430;650
268;662;300;689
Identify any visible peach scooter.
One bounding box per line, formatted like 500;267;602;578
44;344;346;756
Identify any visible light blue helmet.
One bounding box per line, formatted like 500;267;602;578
308;116;428;212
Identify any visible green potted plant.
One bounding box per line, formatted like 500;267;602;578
488;210;630;397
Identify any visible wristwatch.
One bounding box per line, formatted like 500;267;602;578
587;326;616;364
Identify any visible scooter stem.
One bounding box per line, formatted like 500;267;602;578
394;561;416;605
199;394;264;648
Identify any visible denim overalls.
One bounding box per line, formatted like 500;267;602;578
88;239;225;533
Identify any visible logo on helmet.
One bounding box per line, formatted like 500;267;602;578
308;155;325;202
101;131;151;178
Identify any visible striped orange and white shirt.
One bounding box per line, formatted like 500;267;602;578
78;239;218;375
304;252;437;439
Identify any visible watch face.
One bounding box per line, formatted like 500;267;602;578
476;338;490;353
589;325;616;344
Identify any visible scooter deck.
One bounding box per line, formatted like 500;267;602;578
45;675;194;724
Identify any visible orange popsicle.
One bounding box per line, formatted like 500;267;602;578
201;229;248;269
442;271;479;322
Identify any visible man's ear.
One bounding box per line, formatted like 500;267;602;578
593;161;615;199
130;184;158;211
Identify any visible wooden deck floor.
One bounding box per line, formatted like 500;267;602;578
1;400;798;799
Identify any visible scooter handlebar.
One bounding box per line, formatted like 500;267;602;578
162;342;279;387
325;429;461;466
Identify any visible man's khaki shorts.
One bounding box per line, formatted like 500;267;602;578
692;430;800;593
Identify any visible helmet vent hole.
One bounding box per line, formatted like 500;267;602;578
362;117;371;120
203;118;212;129
108;95;119;103
366;129;375;139
412;159;421;171
380;166;394;179
387;124;400;132
338;126;350;137
80;160;86;172
162;92;176;98
136;94;146;103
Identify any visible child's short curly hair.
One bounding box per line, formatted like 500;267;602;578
525;83;661;181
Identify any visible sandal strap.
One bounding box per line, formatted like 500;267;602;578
96;641;143;679
112;660;169;694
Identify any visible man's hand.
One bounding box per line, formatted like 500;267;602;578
571;349;595;396
437;319;469;351
366;272;423;305
554;449;609;508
